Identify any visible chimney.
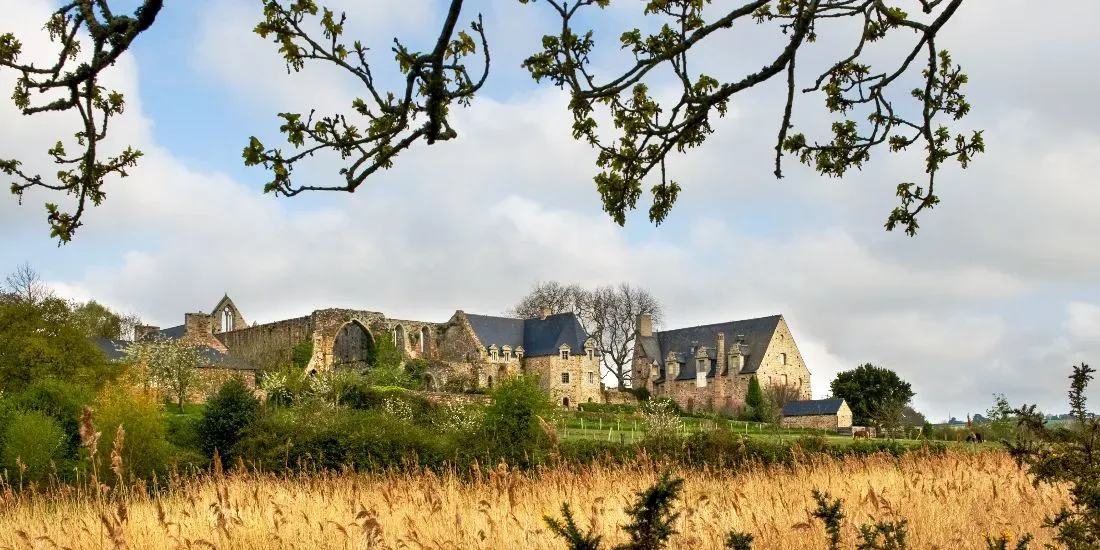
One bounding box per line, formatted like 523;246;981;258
540;306;551;320
638;313;653;337
184;312;214;336
134;325;160;342
716;332;726;374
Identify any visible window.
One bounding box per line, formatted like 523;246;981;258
490;348;498;361
587;348;594;360
782;374;788;386
587;372;595;384
779;352;787;365
561;372;570;384
560;349;570;360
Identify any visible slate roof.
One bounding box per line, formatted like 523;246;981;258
92;338;257;371
154;324;186;341
465;312;590;357
782;398;846;417
645;315;782;382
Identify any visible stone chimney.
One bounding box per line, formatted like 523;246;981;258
184;312;214;336
134;325;160;342
540;306;551;320
716;332;726;374
638;313;653;337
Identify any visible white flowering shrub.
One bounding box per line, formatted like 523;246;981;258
382;397;415;421
435;402;483;433
642;398;683;439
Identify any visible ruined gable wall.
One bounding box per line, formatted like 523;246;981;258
220;316;313;368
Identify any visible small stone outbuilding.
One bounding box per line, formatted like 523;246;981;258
781;398;853;431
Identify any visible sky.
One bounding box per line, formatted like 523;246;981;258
3;0;1099;422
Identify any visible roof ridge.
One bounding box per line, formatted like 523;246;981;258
656;314;782;334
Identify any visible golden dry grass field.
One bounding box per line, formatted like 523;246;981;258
0;450;1066;549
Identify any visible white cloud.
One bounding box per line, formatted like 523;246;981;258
5;0;1100;421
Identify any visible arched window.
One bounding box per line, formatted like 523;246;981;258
420;327;430;353
221;308;234;333
487;375;494;388
562;397;570;409
332;321;375;368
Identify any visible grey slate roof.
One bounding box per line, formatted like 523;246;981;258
93;338;130;361
465;312;590;357
92;338;256;371
782;398;846;417
155;324;186;340
645;315;782;381
465;314;524;350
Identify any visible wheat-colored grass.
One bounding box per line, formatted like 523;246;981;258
0;450;1066;549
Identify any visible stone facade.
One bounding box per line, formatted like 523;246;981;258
151;297;608;408
433;309;604;408
632;314;812;414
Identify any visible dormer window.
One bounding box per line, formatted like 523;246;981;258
515;346;525;359
489;345;499;361
502;345;512;361
559;344;571;360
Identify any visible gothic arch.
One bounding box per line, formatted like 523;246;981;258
332;320;376;369
419;326;431;354
210;294;247;333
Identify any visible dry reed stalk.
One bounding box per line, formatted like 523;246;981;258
0;450;1069;549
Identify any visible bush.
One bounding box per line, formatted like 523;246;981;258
1;410;68;484
198;378;260;460
13;378;91;454
93;386;172;482
482;375;552;465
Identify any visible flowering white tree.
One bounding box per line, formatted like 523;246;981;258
124;337;203;411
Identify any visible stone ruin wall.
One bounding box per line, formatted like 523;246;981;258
219;316;314;369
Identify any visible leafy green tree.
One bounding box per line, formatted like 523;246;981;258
0;297;112;392
198;378;260;460
2;1;977;243
829;364;914;427
69;300;140;341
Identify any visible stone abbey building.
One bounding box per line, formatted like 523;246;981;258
631;313;812;413
133;296;602;408
119;295;813;412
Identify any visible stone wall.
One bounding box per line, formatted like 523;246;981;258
525;354;603;408
219;316;313;368
181;368;256;404
420;391;492;407
435;311;483;363
755;318;813;400
781;414;840;431
604;388;638;405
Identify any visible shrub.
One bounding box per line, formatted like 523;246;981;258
1;410;68;484
641;398;682;441
198;377;260;459
93;386;172;482
13;378;91;454
482;375;552;465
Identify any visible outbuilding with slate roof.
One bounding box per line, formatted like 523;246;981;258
631;313;812;413
781;398;853;431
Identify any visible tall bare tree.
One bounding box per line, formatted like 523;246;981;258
3;262;53;304
509;280;662;389
3;1;977;243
